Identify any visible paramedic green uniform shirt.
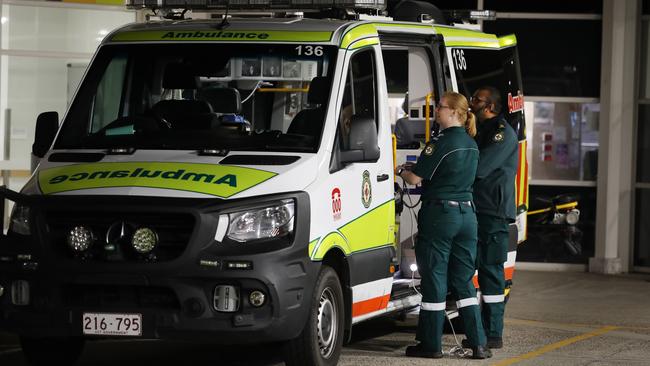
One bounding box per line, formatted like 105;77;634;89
473;115;519;342
474;116;518;221
409;126;485;352
413;126;478;202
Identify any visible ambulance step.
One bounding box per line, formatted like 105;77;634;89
390;278;420;301
385;293;421;315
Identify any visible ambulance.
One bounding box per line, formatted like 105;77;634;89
0;1;528;365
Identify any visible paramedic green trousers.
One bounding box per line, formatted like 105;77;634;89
415;201;487;351
477;214;509;339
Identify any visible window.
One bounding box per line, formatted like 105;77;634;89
526;100;599;181
634;189;650;267
637;106;650;183
91;54;128;132
56;43;337;152
336;49;377;151
382;49;408;94
347;50;377;122
452;46;526;140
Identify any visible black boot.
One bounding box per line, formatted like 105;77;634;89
471;345;492;359
487;336;503;349
405;344;444;359
463;337;503;349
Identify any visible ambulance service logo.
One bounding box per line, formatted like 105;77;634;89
331;187;342;221
361;170;372;208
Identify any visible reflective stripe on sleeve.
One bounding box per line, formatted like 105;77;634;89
456;297;479;308
482;294;505;303
421;301;446;311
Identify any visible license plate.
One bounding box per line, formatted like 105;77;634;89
82;312;142;336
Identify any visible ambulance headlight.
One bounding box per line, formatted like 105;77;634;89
9;205;31;236
227;200;295;242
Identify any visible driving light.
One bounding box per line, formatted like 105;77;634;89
249;290;266;307
227;199;295;242
9;205;30;235
132;227;158;254
67;226;94;252
566;209;580;225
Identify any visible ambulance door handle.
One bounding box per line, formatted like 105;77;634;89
377;174;389;182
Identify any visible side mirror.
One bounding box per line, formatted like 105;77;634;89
32;111;59;158
340;115;380;164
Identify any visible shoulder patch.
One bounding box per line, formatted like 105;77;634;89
424;144;435;155
493;131;505;143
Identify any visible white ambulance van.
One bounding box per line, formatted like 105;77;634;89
0;1;528;365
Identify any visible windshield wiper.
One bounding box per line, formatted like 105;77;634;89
264;145;315;152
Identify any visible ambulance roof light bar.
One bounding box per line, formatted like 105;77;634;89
125;0;386;12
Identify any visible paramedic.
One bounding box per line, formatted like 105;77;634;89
467;86;518;349
395;91;491;359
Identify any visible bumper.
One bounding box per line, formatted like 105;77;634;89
0;189;317;343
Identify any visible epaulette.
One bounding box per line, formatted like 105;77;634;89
423;142;435;156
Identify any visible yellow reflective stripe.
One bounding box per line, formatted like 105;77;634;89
38;162;276;198
433;26;502;48
518;141;527;207
111;30;334;43
433;26;496;40
311;200;395;260
340;23;378;49
312;232;352;260
347;37;379;50
444;40;500;48
308;238;319;259
499;34;518;47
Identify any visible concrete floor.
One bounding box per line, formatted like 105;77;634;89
1;270;650;365
341;270;650;365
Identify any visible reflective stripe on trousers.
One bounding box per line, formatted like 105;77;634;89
483;294;505;303
421;301;446;311
456;297;479;308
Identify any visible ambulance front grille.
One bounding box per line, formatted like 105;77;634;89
44;211;195;262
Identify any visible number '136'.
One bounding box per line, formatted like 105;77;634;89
452;49;467;71
296;45;323;56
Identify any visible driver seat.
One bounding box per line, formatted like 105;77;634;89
152;63;218;130
287;76;330;141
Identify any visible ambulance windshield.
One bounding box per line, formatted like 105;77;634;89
55;43;337;152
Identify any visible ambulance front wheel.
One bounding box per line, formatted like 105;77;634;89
284;266;344;366
20;336;85;366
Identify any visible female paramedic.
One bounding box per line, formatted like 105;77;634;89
395;92;491;360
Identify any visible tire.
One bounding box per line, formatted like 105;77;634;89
284;266;344;366
20;336;85;366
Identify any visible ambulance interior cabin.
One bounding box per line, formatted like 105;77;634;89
57;43;337;153
386;41;526;146
383;43;445;149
